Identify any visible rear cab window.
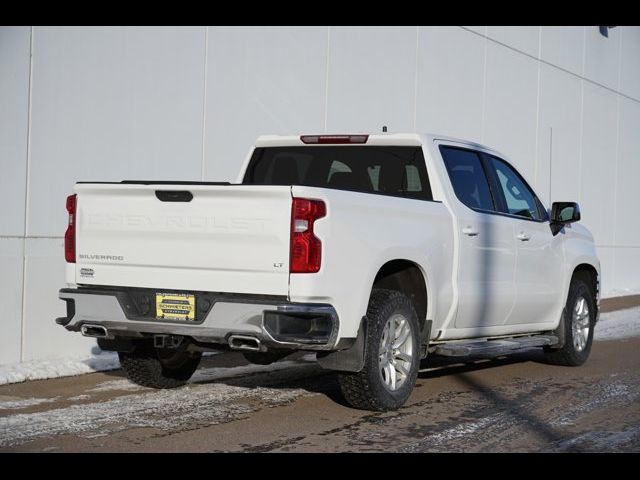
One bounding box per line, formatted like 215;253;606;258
243;146;433;201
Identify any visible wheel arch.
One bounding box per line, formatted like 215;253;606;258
544;262;599;363
572;263;599;303
316;258;432;374
571;263;600;325
371;259;430;336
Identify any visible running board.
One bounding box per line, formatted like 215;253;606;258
433;335;559;357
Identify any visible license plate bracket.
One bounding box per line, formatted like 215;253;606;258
155;292;196;321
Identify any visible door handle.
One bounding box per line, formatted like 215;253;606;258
462;226;479;236
516;232;531;241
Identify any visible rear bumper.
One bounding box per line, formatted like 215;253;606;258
56;287;340;351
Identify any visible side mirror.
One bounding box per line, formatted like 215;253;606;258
550;202;580;234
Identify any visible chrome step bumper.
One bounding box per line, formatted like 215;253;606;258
56;287;340;351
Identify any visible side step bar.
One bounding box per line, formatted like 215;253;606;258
433;335;558;357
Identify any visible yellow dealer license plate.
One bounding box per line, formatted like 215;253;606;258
155;292;196;321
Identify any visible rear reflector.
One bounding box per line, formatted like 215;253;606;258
300;134;368;144
290;198;326;273
65;194;77;263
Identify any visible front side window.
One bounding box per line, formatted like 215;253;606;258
490;156;543;221
440;146;495;212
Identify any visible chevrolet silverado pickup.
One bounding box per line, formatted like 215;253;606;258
56;133;600;411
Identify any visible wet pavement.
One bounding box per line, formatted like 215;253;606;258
1;333;639;452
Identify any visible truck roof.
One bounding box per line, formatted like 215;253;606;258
254;133;497;155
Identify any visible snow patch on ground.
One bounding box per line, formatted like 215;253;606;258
595;307;640;341
550;425;640;452
401;413;511;452
427;414;503;442
0;362;318;447
0;397;59;410
67;394;91;401
551;381;636;427
0;352;120;386
87;379;147;393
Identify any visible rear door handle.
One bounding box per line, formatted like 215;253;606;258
516;232;531;241
462;226;479;236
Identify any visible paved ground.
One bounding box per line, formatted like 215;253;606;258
601;294;640;313
1;297;639;452
2;326;639;452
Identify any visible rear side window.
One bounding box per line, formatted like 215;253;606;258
440;146;494;212
243;146;433;201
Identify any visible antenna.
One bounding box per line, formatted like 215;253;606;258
382;125;388;133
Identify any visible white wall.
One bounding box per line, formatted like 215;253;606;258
1;26;639;364
0;26;30;364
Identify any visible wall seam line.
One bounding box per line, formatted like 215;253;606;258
533;26;542;189
611;29;624;290
412;26;420;131
548;126;553;206
480;27;488;143
20;26;35;362
323;26;331;132
581;26;586;78
200;26;209;181
577;27;586;208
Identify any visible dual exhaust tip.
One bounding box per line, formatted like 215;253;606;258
81;324;262;352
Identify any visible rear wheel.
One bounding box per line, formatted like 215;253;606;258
338;289;421;411
119;341;202;389
544;276;595;366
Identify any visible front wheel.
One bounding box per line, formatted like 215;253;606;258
544;277;595;366
338;289;421;411
119;341;202;389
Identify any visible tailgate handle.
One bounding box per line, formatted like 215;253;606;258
155;190;193;202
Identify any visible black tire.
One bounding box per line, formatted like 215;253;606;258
241;350;288;365
544;276;595;366
338;289;421;411
119;341;202;389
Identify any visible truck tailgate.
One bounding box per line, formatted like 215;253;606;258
73;184;292;296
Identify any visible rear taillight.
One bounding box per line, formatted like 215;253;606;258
290;198;326;273
65;194;77;263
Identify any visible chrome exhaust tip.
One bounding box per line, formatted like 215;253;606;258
228;335;261;351
80;324;109;339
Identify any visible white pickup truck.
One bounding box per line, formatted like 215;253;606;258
57;133;600;411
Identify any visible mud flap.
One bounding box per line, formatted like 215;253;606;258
316;318;367;373
420;319;433;359
547;307;567;350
